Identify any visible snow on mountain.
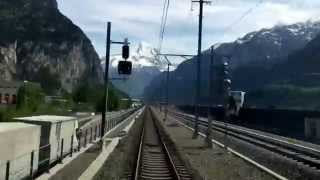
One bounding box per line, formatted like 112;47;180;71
100;42;163;98
235;20;320;47
210;20;320;67
101;42;163;71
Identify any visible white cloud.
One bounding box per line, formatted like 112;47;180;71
57;0;320;61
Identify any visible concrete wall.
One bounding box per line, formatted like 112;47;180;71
178;105;320;140
0;123;40;179
49;120;76;163
14;117;77;164
305;118;320;140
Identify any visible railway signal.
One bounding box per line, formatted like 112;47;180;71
122;38;130;59
222;60;232;149
101;22;132;146
118;38;132;75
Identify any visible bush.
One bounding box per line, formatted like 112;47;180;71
72;83;127;112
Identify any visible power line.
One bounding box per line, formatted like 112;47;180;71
222;0;264;34
157;0;170;67
158;0;167;51
158;0;170;54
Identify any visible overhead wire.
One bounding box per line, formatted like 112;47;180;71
157;0;170;67
221;0;264;36
158;0;170;53
158;0;168;51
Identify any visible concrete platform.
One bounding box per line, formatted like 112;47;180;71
36;108;143;180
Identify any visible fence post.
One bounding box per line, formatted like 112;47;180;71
84;130;87;147
78;135;81;152
46;145;51;173
5;161;10;180
60;139;64;163
106;119;109;132
70;135;74;157
30;151;34;179
95;125;97;140
90;127;93;143
97;125;100;138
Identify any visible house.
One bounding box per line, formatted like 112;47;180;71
0;81;22;105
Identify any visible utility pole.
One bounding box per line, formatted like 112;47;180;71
164;57;171;121
192;0;211;138
157;54;194;121
101;22;111;143
206;47;214;147
101;22;131;145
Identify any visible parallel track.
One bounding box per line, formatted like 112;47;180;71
134;110;191;180
170;111;320;170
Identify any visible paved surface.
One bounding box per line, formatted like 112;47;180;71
79;109;143;180
36;138;101;180
78;138;120;180
36;108;142;180
49;144;102;180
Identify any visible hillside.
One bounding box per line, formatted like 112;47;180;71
144;20;320;109
0;0;103;93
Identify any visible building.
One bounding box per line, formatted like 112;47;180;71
0;81;23;105
0;123;41;180
14;116;78;166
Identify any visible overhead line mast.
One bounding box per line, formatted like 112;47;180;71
191;0;211;138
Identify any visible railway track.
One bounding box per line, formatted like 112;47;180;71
169;111;320;170
134;109;191;180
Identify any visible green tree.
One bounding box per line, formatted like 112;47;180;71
34;66;61;94
16;82;45;112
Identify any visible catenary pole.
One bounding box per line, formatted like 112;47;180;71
165;63;170;121
206;47;214;147
193;0;204;137
101;22;111;142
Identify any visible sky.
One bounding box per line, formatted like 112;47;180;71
56;0;320;61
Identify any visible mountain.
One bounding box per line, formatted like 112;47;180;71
101;42;161;98
212;20;320;68
144;20;320;108
0;0;103;93
237;33;320;109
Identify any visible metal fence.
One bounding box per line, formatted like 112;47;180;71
0;108;137;180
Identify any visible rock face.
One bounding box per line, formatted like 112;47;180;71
0;0;103;92
0;42;17;81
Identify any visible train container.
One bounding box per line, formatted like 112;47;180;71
0;123;40;179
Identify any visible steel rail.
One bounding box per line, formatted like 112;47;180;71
165;110;288;180
134;110;182;180
170;111;320;169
